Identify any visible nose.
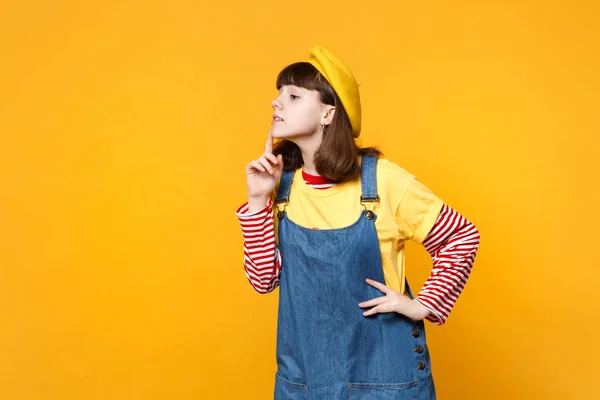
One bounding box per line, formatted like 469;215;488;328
271;97;282;110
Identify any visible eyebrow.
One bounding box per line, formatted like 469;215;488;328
280;85;304;92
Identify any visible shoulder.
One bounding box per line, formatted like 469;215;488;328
375;158;416;192
372;157;443;215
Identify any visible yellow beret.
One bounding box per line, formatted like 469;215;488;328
307;46;362;138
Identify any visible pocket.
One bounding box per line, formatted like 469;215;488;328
348;380;418;400
274;373;308;400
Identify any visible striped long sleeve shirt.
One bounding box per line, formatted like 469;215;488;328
236;171;480;325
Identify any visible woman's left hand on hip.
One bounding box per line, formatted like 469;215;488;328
358;278;430;321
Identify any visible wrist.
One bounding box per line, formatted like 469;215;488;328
412;299;431;320
247;196;270;213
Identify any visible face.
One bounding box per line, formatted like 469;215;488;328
271;85;333;140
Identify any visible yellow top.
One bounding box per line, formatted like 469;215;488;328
273;158;444;295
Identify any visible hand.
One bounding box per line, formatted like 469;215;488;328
358;278;430;321
245;130;284;209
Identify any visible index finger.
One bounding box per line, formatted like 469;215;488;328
365;278;391;294
265;130;273;154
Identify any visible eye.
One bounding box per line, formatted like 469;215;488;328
290;94;299;100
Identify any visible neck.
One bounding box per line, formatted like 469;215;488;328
290;132;322;176
301;149;318;175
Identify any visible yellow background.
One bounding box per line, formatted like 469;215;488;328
1;1;598;399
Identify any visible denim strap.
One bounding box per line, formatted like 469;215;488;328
360;156;379;203
275;170;294;205
277;156;379;204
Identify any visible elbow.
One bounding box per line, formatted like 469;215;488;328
248;278;278;294
472;225;481;248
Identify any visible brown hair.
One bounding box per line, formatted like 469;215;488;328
272;62;381;183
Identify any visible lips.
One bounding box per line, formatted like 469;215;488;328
273;114;284;121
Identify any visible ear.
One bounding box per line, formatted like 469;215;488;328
321;105;336;126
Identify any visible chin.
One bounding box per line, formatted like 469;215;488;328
272;130;306;141
271;130;291;140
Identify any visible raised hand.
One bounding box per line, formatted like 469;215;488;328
245;130;284;212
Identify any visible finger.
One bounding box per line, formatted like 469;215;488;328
274;154;284;171
363;300;396;316
265;130;273;154
258;157;274;174
362;305;382;317
249;160;266;173
365;278;391;294
263;152;279;165
358;295;387;308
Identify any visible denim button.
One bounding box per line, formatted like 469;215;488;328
277;211;284;220
417;362;426;370
365;210;374;220
412;346;424;354
411;330;420;338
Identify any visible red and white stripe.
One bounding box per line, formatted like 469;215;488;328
300;170;336;189
236;175;480;325
416;204;480;324
236;199;282;293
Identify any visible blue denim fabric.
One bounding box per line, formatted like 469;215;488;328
273;156;436;400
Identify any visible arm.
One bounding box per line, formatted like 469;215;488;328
236;198;282;293
415;204;481;324
239;130;284;293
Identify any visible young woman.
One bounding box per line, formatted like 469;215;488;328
236;46;480;400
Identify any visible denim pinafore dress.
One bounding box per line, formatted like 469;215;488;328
273;156;436;400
